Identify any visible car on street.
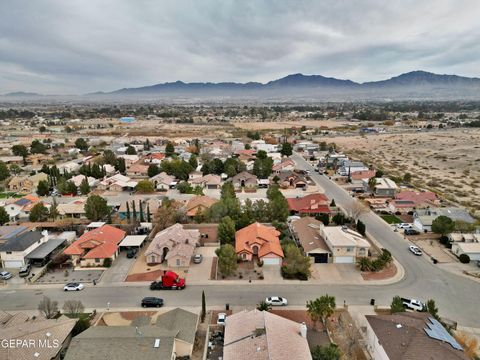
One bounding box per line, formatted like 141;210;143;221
63;282;85;291
193;254;203;264
404;228;420;235
409;245;423;256
217;312;227;325
0;271;12;280
141;297;164;308
401;297;425;311
397;223;413;229
265;296;288;306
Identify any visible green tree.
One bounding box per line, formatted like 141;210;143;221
390;296;406;313
403;172;412;183
0;206;10;225
136;180;155;193
267;185;289;222
316;213;330;226
330;199;336;207
311;344;341;360
30;140;47;154
29;203;49;222
11;144;29;164
215;244;238;277
9;164;22;175
115;158;126;174
146;205;151;222
431;215;455;235
253;152;273;178
148;164;160;178
49;198;59;220
103;150;117;165
125;145;137;155
125;202;131;222
257;300;271;312
307;294;336;330
220;182;236;200
201;290;206;323
75;138;88;151
79;177;91;195
189;154;198;169
282;243;311;280
165;142;175;156
356;220;366;236
177;181;193;194
0;161;10;181
368;177;377;192
280;142;293;157
37;180;50;196
85;195;109;221
332;213;346;225
425;299;439;320
139;201;145;222
218;216;236;245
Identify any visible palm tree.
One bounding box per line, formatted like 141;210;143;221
257;300;271;312
357;257;371;272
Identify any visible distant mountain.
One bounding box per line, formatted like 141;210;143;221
89;71;480;100
3;91;42;97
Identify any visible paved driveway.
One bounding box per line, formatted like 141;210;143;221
101;252;136;283
310;263;363;284
187;247;216;282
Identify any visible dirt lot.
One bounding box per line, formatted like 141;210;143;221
328;129;480;213
233;119;352;130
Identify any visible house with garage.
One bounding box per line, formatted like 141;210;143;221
232;171;257;192
413;207;476;232
272;158;296;173
57;198;87;219
388;190;440;214
451;242;480;261
320;226;370;264
150;172;176;191
364;177;398;198
287;193;330;216
276;170;308;189
0;227;49;268
126;161;150;178
185;195;218;218
8;172;48;193
188;174;221;189
144;152;165;164
97;174;138;192
63;225;126;267
290;217;331;263
144;223;199;267
235;222;284;265
70;175;99;191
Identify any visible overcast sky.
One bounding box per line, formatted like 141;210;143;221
1;0;480;94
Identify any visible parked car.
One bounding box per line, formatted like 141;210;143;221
397;223;413;229
19;264;31;278
409;245;423;256
401;297;425;311
141;297;164;308
193;254;203;264
217;312;227;325
265;296;288;306
404;228;419;235
64;283;85;291
126;248;137;258
0;271;12;280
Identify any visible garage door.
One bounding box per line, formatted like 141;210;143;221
334;256;354;264
262;258;281;265
3;260;24;268
309;253;328;263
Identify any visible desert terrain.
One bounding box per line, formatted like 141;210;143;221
327;129;480;213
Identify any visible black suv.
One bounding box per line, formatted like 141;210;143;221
141;297;164;308
404;229;419;235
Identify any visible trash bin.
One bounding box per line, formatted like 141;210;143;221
226;303;229;311
432;258;438;264
370;299;375;306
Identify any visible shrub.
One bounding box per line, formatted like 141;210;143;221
103;258;112;268
257;260;264;267
459;254;470;264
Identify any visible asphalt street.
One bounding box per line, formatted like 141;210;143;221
0;153;478;328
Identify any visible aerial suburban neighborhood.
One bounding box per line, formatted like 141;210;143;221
1;1;480;360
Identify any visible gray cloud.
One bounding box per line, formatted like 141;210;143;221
1;0;479;94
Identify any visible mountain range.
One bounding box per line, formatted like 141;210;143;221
4;71;480;101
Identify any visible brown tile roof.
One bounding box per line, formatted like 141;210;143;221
366;312;468;360
235;222;283;258
223;310;312;360
290;217;329;253
185;195;218;216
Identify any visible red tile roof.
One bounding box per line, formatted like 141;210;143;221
287;193;330;214
64;225;126;259
235;222;283;258
395;190;438;205
351;170;376;181
145;153;165;161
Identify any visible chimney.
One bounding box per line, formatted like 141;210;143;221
300;322;307;338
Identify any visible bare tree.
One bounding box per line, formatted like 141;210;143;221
346;201;369;222
63;300;85;315
38;296;59;319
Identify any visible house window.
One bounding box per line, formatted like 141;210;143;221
6;251;12;254
346;247;354;252
242;253;246;260
176;259;180;266
95;258;100;263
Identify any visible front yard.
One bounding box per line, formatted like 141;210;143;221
380;214;402;224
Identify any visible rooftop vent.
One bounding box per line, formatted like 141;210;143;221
46;332;52;337
154;338;161;348
396;324;402;329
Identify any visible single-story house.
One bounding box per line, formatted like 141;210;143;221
272;158;295;173
0;311;76;360
189;174;221;189
97;174;138;192
150;172;176;191
144;152;165;164
185;195;218;217
351;169;376;181
232;171;257;192
126;161;149;178
337;160;369;176
413;207;476;232
63;225;126;267
235;222;283;265
276;170;308;189
364;177;398;198
57;198;87;219
451;242;480;261
223;310;312;360
290;217;331;263
144;223;199;267
388;190;440;214
70;174;99;189
287;193;330;215
8;172;48;193
0;227;50;268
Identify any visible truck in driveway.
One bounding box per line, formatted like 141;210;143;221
150;271;186;290
401;298;425;311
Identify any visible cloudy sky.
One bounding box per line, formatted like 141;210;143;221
1;0;480;94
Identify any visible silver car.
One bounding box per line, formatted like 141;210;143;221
0;271;12;280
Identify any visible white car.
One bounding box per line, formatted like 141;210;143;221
397;223;412;229
409;245;423;256
265;296;288;306
64;282;85;291
217;313;226;325
0;271;12;280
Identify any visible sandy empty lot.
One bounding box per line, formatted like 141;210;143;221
328;129;480;213
233;119;352;130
